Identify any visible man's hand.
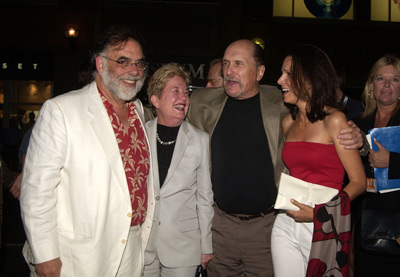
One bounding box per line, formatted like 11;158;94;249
10;173;22;199
201;253;213;269
35;258;62;277
369;138;390;168
286;199;314;223
337;120;363;150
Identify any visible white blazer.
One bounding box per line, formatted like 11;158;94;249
20;82;155;276
144;119;213;267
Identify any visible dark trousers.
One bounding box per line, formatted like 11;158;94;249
207;205;275;277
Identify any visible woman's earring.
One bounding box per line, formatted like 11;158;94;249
368;90;375;100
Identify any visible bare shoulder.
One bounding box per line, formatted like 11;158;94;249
324;109;349;130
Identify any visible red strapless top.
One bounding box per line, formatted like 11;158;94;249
282;141;344;190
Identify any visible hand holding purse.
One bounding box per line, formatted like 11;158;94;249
195;265;207;277
275;173;339;211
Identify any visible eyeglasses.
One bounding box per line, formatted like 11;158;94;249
102;56;149;71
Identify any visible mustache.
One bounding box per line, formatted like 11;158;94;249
224;77;241;84
118;76;143;81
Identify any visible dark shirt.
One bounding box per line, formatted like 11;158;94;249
157;124;180;187
340;94;364;121
352;108;400;275
354;109;400;180
211;93;277;214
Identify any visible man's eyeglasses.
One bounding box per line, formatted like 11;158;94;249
102;56;149;71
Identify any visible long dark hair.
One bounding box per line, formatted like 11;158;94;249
286;44;343;122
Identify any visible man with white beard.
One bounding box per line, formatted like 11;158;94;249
20;25;155;277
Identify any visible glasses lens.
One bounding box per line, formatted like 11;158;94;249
104;56;148;70
117;60;129;69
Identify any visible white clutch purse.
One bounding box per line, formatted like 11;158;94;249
274;173;339;211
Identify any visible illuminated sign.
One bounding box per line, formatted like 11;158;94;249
273;0;354;20
0;53;53;80
148;57;208;87
371;0;400;22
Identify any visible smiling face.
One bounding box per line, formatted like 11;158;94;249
277;56;299;105
97;39;146;101
371;65;400;108
222;40;265;99
151;75;189;127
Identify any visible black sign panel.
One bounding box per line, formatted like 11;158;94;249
147;56;210;88
0;53;53;81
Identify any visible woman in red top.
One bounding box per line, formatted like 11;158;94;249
271;44;366;276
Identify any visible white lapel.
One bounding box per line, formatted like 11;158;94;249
86;83;130;203
163;121;189;186
133;99;146;126
146;119;160;191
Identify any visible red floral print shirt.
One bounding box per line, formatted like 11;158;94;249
99;90;150;226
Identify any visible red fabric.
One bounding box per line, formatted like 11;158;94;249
307;191;351;277
282;142;345;190
99;90;150;226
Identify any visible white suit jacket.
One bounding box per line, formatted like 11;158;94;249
144;119;213;267
20;82;155;276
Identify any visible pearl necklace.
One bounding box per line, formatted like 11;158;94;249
156;133;176;145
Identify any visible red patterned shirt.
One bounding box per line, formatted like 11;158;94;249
99;89;150;226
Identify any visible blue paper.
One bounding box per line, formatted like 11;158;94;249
368;125;400;192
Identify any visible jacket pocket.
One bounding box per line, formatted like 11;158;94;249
179;216;199;232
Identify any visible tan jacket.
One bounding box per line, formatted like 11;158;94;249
186;84;288;187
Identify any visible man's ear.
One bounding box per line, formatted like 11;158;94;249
150;95;160;109
256;65;265;82
95;56;104;75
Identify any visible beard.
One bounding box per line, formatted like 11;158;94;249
101;66;146;101
224;77;243;98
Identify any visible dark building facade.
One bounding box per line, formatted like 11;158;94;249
1;0;399;124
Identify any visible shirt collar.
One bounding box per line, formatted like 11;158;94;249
97;87;136;112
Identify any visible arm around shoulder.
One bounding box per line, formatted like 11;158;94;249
327;112;366;200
